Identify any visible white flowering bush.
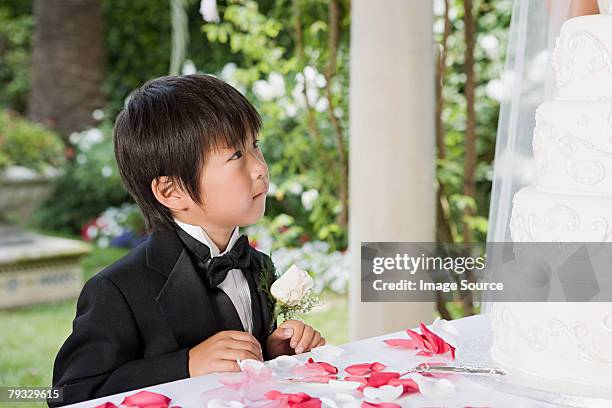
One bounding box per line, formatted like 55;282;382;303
81;203;146;248
245;223;349;295
35;117;131;234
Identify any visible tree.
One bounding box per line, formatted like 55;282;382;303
28;0;105;139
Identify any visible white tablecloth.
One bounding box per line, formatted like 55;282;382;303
65;314;559;408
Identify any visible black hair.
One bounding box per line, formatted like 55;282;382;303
113;74;262;232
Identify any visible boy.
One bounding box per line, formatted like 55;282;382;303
51;74;325;406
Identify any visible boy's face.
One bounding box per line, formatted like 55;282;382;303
178;134;269;229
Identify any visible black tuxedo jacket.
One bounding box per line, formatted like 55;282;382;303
50;229;277;407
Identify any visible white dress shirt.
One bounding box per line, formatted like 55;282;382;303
174;219;253;333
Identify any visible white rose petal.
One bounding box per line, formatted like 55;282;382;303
412;375;456;397
270;264;314;306
267;355;300;370
237;359;266;374
363;385;403;403
311;344;344;361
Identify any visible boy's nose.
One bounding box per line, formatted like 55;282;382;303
249;150;268;179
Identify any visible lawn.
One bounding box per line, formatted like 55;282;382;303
0;244;348;408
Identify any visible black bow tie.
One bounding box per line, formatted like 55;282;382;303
176;229;253;288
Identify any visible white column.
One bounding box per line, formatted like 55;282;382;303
349;0;435;340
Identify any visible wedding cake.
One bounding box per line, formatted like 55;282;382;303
490;14;612;399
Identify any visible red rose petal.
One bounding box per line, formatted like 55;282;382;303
365;371;400;388
121;391;171;408
388;377;420;394
94;403;118;408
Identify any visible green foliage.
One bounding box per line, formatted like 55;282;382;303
435;0;513;242
34;124;130;234
0;6;32;114
0;110;64;171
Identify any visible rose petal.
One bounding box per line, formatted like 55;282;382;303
344;362;386;376
365;372;400;388
242;379;280;401
94;403;118;408
383;339;418;349
317;362;339;374
412;375;456;397
363;385;403;403
361;402;401;408
387;378;420;394
405;329;426;348
121;390;171;408
218;372;249;389
344;376;368;385
301;375;336;383
311;345;345;361
268;355;300;370
239;359;274;381
201;386;243;406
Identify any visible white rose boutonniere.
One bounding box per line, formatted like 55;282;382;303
259;261;319;328
270;264;314;306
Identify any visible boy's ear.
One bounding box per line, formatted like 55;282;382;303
151;176;190;211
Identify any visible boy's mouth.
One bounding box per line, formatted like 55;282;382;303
253;184;269;199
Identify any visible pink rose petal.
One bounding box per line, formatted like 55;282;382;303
345;362;387;376
218;372;249;390
361;402;401;408
386;321;456;359
265;391;322;408
200;386;243;406
121;391;171;408
94;403;118;408
383;339;418;349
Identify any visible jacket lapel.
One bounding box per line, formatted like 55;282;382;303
248;250;275;340
148;230;220;349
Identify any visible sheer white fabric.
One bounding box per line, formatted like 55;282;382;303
483;0;581;311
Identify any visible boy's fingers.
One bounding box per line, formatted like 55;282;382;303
227;331;261;347
212;359;241;372
287;322;305;349
219;348;262;362
227;339;263;360
308;331;322;351
316;337;326;347
295;325;314;354
270;326;294;340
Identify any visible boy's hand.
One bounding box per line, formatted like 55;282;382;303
188;330;263;377
266;319;325;359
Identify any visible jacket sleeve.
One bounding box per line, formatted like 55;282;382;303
50;275;189;407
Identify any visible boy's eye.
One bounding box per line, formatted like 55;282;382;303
230;150;243;160
253;139;260;149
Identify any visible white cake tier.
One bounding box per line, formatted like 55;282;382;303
510;187;612;242
490;302;612;399
552;14;612;100
533;100;612;195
